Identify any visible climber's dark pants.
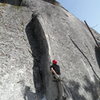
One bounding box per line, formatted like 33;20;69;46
53;74;63;100
57;81;63;100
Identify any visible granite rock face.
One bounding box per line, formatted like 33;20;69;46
0;0;100;100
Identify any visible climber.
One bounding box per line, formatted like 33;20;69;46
50;60;66;100
50;60;61;80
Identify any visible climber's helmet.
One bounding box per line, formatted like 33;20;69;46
52;60;57;64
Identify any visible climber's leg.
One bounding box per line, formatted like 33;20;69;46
56;80;64;100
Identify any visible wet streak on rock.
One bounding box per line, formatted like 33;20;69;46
25;15;49;99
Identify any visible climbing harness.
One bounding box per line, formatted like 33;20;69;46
69;36;100;81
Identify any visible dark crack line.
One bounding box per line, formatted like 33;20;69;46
69;36;100;81
84;21;99;48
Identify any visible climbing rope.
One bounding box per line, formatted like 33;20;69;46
69;36;100;81
53;76;72;100
61;80;72;98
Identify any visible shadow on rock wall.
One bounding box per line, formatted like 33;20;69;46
84;76;100;100
24;86;37;100
63;76;100;100
64;81;86;100
25;15;44;99
0;0;22;6
25;13;49;100
43;0;57;4
95;46;100;68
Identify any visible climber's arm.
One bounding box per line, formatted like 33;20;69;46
51;67;57;75
50;67;60;79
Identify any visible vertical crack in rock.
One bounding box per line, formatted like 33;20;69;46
69;36;100;81
25;15;49;100
95;46;100;68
